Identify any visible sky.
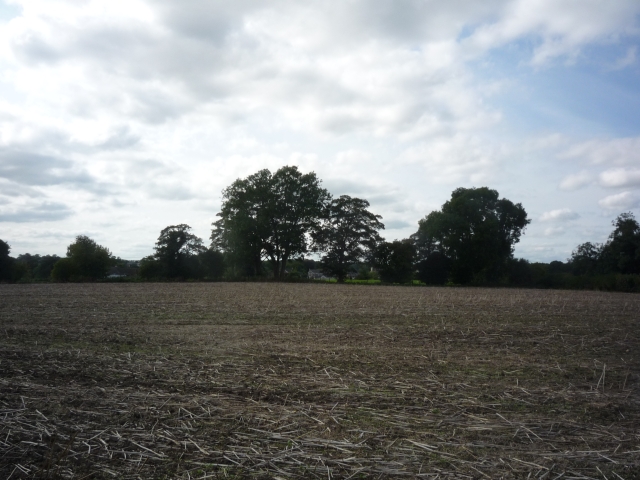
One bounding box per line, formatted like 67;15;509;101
0;0;639;262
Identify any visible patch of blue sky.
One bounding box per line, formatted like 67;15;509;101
0;1;21;22
469;37;640;138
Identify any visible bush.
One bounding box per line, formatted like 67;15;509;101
139;256;164;280
51;258;77;282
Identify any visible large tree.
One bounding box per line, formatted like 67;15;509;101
600;212;640;274
312;195;384;282
51;235;113;281
0;239;14;282
154;224;206;279
571;212;640;276
213;166;330;279
412;187;530;284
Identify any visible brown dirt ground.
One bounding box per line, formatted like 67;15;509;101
1;283;639;479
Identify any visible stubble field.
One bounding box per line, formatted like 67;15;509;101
0;283;639;479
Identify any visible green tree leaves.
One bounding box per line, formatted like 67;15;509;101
52;235;113;281
412;187;530;284
213;166;330;279
312;195;384;283
154;224;206;279
570;212;640;275
374;240;415;284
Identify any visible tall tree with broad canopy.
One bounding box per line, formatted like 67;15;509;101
0;239;14;282
154;224;205;279
51;235;113;281
312;195;384;282
599;212;640;274
412;187;530;284
213;166;330;280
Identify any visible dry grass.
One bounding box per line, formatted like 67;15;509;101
0;283;639;479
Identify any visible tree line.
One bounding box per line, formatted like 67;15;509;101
1;165;639;291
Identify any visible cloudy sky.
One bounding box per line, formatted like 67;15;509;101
1;0;639;261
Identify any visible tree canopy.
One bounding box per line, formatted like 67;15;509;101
570;212;640;276
374;240;415;284
153;224;206;279
51;235;113;281
412;187;530;284
312;195;384;282
213;166;330;279
0;239;13;282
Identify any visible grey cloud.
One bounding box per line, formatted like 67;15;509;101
12;19;157;67
368;193;401;206
385;219;412;229
323;179;370;196
146;183;198;201
0;150;92;187
155;0;266;44
129;88;192;125
0;180;44;199
0;202;73;223
94;126;140;151
12;31;62;65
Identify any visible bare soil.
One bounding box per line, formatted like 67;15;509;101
1;283;639;479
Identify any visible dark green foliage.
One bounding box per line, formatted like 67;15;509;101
507;258;534;287
14;254;61;281
139;255;164;280
412;187;530;284
198;249;225;280
355;265;378;281
312;195;384;283
374;240;415;284
154;224;205;279
51;236;113;281
548;260;571;274
416;251;451;285
51;258;77;282
570;242;603;275
568;213;640;277
0;239;14;282
213;166;330;279
599;212;640;274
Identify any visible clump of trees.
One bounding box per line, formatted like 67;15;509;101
374;240;415;284
212;166;384;281
0;239;14;282
51;235;113;281
311;195;384;282
412;187;530;285
140;224;224;280
2;165;638;291
497;212;640;292
571;213;640;276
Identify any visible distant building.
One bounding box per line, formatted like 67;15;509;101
308;269;334;280
107;264;139;278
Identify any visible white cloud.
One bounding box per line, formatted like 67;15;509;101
559;171;593;190
599;168;640;188
399;133;508;184
598;191;640;210
0;0;638;259
539;208;579;222
463;0;640;65
559;137;640;166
